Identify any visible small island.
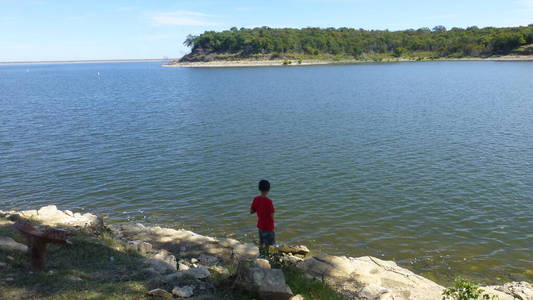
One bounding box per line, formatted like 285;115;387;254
166;25;533;67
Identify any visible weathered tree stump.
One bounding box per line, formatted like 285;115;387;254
14;220;69;271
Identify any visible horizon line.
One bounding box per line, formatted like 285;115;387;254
0;58;175;66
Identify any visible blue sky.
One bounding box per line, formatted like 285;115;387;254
1;0;532;62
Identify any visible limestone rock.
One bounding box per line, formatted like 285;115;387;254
178;262;190;271
280;254;304;265
185;267;211;279
254;258;271;269
218;238;240;248
232;243;259;261
2;205;100;227
378;292;395;300
164;267;211;282
172;285;194;298
0;219;14;226
483;281;533;300
209;265;230;276
359;284;391;299
38;205;60;215
478;287;515;300
297;254;444;300
111;224;259;263
19;210;38;218
127;240;152;253
147;288;173;298
235;265;293;300
289;295;304;300
278;245;310;256
142;267;161;276
0;236;28;252
198;254;218;266
145;250;177;273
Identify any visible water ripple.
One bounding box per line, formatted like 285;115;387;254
1;61;532;284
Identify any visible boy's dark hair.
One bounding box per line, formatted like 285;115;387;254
258;180;270;192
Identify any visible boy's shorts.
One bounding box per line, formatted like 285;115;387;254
258;229;275;246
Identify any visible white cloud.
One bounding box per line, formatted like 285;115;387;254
150;11;217;26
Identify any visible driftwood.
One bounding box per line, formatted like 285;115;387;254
14;220;69;271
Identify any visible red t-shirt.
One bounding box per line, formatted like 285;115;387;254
251;196;275;231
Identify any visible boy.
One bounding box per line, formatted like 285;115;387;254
250;179;276;248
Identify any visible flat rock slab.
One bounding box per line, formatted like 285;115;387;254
277;245;310;256
297;254;445;300
0;236;28;253
0;205;101;227
111;223;258;262
126;240;152;253
172;285;194;298
483;282;533;300
147;288;173;298
164;267;211;282
235;265;293;300
145;249;177;274
0;219;14;226
296;254;532;300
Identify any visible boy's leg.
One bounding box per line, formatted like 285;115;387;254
258;230;268;257
265;230;275;247
258;229;265;247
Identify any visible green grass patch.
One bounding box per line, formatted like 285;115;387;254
283;266;343;300
0;219;153;299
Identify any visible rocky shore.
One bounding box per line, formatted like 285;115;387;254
163;55;533;68
163;59;345;68
1;205;532;300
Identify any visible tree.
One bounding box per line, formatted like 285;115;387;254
432;25;447;33
183;34;197;48
178;25;533;62
393;47;407;57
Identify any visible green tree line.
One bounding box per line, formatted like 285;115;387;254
180;25;533;61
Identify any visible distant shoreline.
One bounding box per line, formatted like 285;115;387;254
164;55;533;68
0;58;172;66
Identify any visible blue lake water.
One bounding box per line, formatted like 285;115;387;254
1;61;532;284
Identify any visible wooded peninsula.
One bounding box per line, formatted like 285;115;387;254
178;25;533;64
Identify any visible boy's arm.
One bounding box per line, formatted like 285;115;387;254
250;199;256;214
